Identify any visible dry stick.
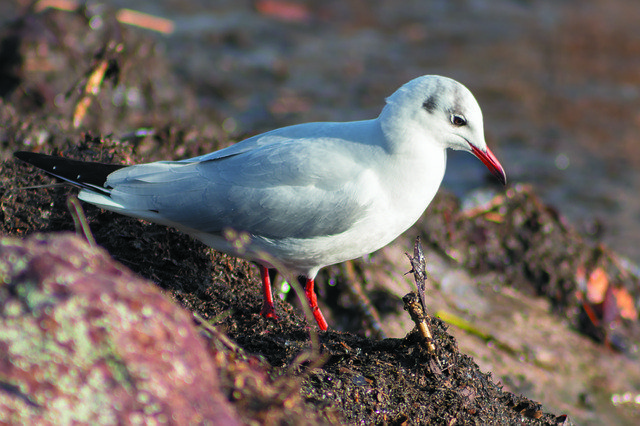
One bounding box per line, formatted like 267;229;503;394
193;311;243;353
407;236;428;310
67;196;97;247
35;1;175;34
404;236;436;354
73;60;109;129
116;9;175;34
12;183;67;191
343;260;386;339
193;310;306;407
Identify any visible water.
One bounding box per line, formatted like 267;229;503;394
150;0;640;264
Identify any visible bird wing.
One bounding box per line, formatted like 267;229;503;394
104;121;385;240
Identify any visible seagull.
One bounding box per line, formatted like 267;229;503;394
14;75;506;331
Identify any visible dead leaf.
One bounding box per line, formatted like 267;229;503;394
586;267;608;304
612;286;638;321
255;0;312;23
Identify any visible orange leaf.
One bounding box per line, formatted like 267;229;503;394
612;286;638;321
586;267;608;304
255;0;311;22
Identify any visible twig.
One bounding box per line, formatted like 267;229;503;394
402;292;436;353
404;237;436;353
193;311;242;353
34;1;175;34
66;196;96;247
116;9;175;34
343;260;386;339
405;236;428;311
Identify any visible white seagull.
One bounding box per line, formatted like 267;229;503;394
15;75;506;330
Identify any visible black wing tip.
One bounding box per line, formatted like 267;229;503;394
13;150;124;189
14;151;39;162
15;150;56;161
14;151;59;171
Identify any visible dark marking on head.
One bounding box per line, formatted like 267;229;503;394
450;85;464;114
422;95;438;113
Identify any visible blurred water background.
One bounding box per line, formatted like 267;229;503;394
5;0;640;264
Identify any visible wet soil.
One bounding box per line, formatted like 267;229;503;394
1;4;639;425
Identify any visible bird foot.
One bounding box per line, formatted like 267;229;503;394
259;265;279;320
260;303;279;320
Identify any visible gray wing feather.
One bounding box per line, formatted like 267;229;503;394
106;122;384;239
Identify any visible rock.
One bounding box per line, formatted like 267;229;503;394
0;233;239;425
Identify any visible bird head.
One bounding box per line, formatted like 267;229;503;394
381;75;506;185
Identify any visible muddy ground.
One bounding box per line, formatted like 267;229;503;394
0;4;639;425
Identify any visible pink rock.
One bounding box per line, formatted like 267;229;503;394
0;233;239;425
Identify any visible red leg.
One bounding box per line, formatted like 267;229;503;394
303;277;328;331
259;265;278;319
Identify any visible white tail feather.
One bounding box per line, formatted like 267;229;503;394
78;189;125;211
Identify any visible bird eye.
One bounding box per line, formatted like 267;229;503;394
450;114;467;126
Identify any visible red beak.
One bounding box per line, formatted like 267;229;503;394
470;145;507;186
